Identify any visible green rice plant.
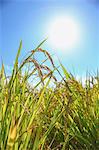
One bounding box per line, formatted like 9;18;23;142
0;40;99;150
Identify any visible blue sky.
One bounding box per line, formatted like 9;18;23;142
0;0;99;77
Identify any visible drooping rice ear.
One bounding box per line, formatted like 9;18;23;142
37;48;45;53
40;65;52;72
29;58;44;84
38;48;55;68
31;49;35;54
45;51;55;68
40;65;57;81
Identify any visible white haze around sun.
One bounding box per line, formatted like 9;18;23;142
47;16;80;54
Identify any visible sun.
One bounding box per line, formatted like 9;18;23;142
48;16;80;52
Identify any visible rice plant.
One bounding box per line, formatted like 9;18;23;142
0;40;99;150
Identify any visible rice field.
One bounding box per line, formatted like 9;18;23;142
0;40;99;150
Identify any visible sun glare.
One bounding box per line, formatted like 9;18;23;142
48;16;80;53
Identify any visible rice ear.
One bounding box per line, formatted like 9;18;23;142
45;51;55;68
29;58;44;83
38;48;55;67
40;65;51;72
